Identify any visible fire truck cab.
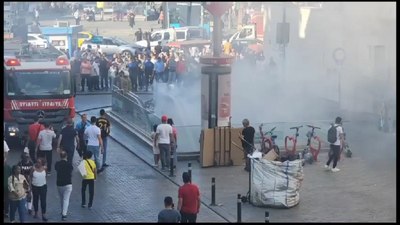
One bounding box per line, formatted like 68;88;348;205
4;40;75;146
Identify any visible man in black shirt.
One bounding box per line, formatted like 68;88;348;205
240;119;255;172
154;41;162;56
96;109;111;171
135;28;143;41
70;58;81;94
99;54;110;90
54;151;73;221
57;119;79;166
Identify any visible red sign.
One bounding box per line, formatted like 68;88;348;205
217;74;231;127
219;95;230;118
11;99;70;110
204;2;233;17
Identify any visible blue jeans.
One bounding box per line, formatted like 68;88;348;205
102;137;108;166
168;71;176;84
155;72;163;82
87;145;101;170
10;197;26;222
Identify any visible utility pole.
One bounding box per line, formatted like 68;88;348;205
200;4;204;27
212;15;222;57
281;3;287;79
227;8;231;29
187;2;192;26
162;2;168;29
282;4;286;64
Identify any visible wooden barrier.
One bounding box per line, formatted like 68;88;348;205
200;126;244;167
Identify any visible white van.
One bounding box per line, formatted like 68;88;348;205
136;26;205;48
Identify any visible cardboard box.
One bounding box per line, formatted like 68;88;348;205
263;149;279;161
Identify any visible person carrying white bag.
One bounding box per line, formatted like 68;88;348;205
79;151;97;209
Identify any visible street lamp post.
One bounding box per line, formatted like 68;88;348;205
187;2;192;26
200;2;233;129
333;48;345;109
212;16;222;57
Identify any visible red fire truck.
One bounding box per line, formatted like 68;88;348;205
4;40;75;146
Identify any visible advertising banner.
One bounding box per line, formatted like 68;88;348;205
201;74;209;130
217;73;231;126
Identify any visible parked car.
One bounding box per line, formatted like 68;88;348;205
81;36;143;58
78;31;94;48
82;2;98;13
136;26;206;48
27;33;49;48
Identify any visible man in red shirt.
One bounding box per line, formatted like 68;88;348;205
176;55;186;86
177;172;200;223
25;116;44;163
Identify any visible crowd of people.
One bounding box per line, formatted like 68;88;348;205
4;111;202;223
3;109;111;222
71;41;191;95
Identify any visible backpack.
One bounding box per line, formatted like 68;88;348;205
327;125;339;144
96;118;110;138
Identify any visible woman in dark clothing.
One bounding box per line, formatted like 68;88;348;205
30;158;48;221
17;152;34;215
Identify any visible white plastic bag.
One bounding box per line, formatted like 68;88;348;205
250;159;304;208
77;160;87;177
23;147;29;153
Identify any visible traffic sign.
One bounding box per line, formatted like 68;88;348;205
203;2;232;17
333;48;345;65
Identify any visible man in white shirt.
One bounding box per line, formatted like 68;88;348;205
35;123;56;175
91;58;101;91
155;115;175;171
74;9;80;25
84;116;104;172
325;117;344;172
4;140;10;161
34;8;40;25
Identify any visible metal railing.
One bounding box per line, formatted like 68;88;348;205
111;85;156;137
111;85;332;154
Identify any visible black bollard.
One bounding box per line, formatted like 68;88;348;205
265;211;269;223
237;194;242;223
188;162;192;180
169;152;174;177
211;177;216;206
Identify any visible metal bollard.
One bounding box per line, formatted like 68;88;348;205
169;152;175;177
188;162;192;180
237;194;242;223
265;211;269;223
211;177;216;206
